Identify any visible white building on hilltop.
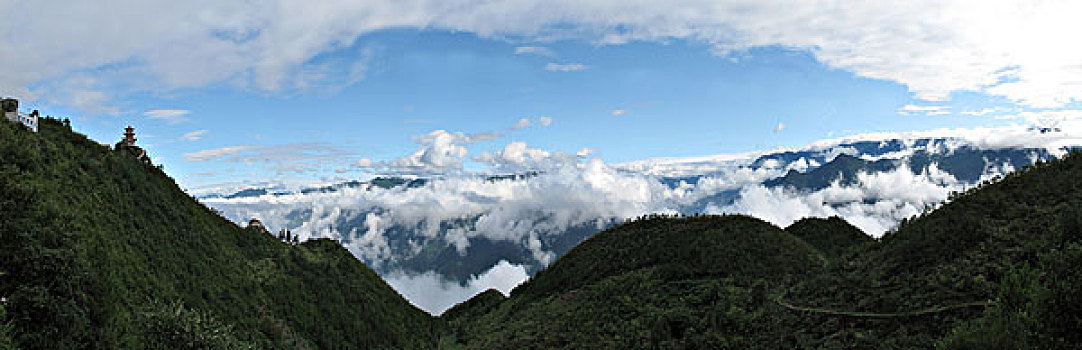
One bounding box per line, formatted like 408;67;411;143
2;98;38;132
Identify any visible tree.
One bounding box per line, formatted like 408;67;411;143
937;263;1044;349
136;300;248;350
1058;201;1082;243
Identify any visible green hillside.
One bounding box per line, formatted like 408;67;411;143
445;152;1082;349
442;214;826;348
0;118;436;349
4;114;1082;349
785;216;873;260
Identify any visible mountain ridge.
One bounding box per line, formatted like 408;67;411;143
3;116;1081;349
0;117;436;349
204;136;1056;291
442;151;1082;348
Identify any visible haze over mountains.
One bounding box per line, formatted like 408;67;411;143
201;123;1080;314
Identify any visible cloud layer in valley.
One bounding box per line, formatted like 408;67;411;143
708;164;964;235
203;122;1082;314
385;260;529;315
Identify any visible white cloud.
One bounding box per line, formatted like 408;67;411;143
183;143;352;175
511;117;531;130
68;88;118;115
184;145;250;162
1002;109;1082;127
385;260;528;315
617;151;762;177
473;141;579;172
385;130;474;174
202;123;1082;314
208;136;1017;280
707;163;962;236
514;46;555;57
620;120;1082;178
182;129;208;141
545;62;588;72
207;151;679;271
961;106;1012;116
5;1;1082;111
898;104;951;116
801;119;1082;156
466;131;504;143
511;116;553;130
144;109;191;124
611;108;627;116
368;130;505;175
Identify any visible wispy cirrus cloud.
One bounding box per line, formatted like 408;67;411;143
182;129;208;141
510;118;531;130
144;109;191;124
514;46;555;57
545;62;588;72
183;142;352;174
961;106;1014;117
184;145;251;162
898;104;951;116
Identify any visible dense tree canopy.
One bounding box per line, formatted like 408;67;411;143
0;118;436;349
3;116;1081;349
444;152;1082;349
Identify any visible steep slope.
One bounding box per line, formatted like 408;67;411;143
778;153;1082;349
446;152;1082;349
443;214;825;348
0;118;436;349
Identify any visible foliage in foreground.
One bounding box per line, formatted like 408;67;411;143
0;119;436;349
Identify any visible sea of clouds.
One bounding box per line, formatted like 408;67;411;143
204;123;1082;315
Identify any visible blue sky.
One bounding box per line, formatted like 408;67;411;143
3;1;1080;192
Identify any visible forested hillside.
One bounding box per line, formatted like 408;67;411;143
3;115;1081;349
0;118;436;349
444;151;1082;349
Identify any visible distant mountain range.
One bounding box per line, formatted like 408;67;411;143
196;177;429;200
202;134;1064;289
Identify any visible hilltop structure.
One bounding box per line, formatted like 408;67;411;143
2;98;39;132
114;125;152;164
247;218;267;232
121;125;137;147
